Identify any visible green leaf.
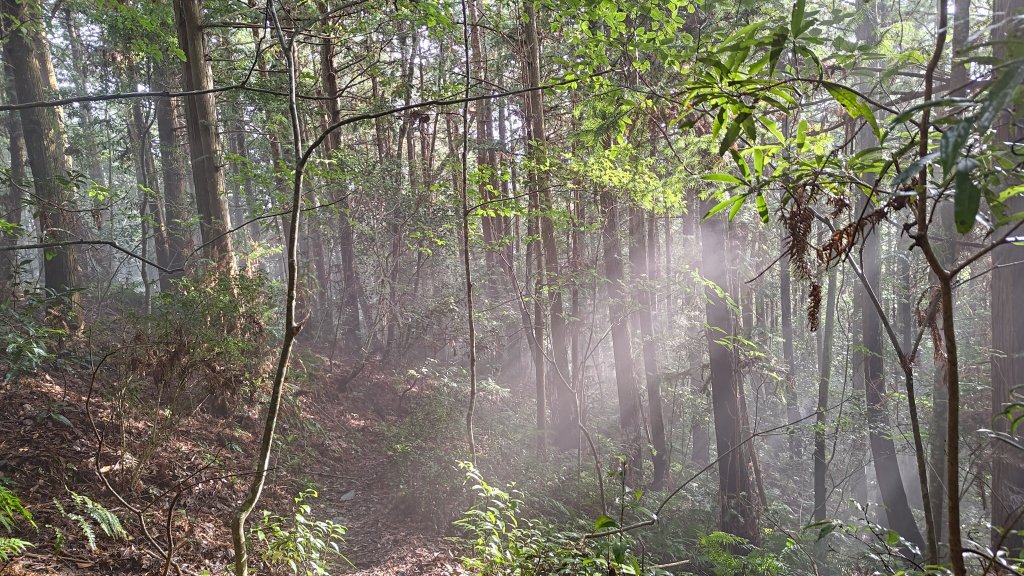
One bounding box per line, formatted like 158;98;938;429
594;515;618;530
704;194;745;219
977;61;1024;130
825;84;879;138
761;116;785;142
893;153;938;187
703;173;744;185
769;29;788;74
718;112;750;155
939;121;972;173
612;541;627;564
730;149;750;180
791;0;805;38
954;158;981;234
756;192;770;223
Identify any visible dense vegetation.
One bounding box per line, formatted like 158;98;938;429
0;0;1022;574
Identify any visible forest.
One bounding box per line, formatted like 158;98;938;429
0;0;1021;574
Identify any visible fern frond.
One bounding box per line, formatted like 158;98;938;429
0;485;33;532
70;492;127;541
0;537;33;561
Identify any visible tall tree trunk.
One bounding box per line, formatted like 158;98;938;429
780;244;801;458
813;267;838;522
630;208;668;487
600;189;643;485
523;1;576;446
468;0;500;295
128;98;171;296
701;212;760;544
990;0;1024;554
2;0;79;317
928;0;969;554
154;61;192;283
850;0;924;549
858;199;924;547
172;0;234;272
0;53;25;294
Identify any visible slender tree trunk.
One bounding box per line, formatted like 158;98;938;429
858;201;924;548
701;212;760;544
600;189;643;485
780;245;801;458
128;99;171;296
0;53;26;294
523;1;576;446
851;0;924;549
813;267;838;522
154;61;191;283
318;32;361;351
630;208;668;487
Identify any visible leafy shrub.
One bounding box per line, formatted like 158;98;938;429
0;290;66;381
251;489;349;576
455;463;665;576
691;531;788;576
142;271;277;412
377;372;468;529
0;484;34;561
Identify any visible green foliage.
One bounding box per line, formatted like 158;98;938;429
455;463;666;576
0;290;67;382
0;484;34;562
135;271;277;410
0;485;33;534
0;484;33;561
692;531;787;576
52;491;127;552
0;537;33;562
251;489;349;576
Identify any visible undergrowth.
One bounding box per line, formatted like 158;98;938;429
0;484;34;561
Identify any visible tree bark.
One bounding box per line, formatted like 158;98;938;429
780;245;801;458
600;189;643;485
523;1;576;446
813;267;837;522
701;212;760;544
318;35;361;351
0;52;25;294
2;0;79;316
990;0;1024;555
154;61;192;283
630;208;668;487
172;0;234;272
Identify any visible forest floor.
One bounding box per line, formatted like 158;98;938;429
0;354;468;575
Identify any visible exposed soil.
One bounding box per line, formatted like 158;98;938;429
0;357;468;575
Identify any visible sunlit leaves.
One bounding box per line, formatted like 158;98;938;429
824;84;880;139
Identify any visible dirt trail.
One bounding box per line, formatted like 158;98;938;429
306;366;465;575
0;360;466;575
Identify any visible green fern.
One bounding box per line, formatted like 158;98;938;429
0;485;33;533
53;492;126;552
69;492;127;541
0;537;33;561
0;486;34;562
